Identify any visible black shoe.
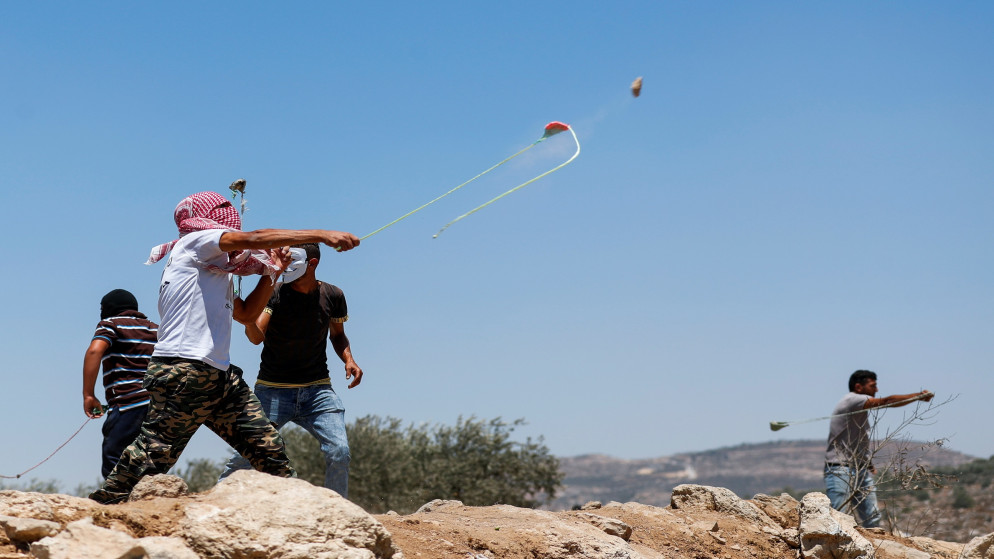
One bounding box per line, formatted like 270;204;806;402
88;488;128;505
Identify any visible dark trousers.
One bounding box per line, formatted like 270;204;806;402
101;405;148;478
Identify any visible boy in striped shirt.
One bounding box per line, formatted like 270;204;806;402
83;289;158;478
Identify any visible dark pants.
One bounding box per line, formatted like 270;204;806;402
101;405;148;478
90;358;295;504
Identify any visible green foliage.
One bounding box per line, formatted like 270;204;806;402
952;485;975;509
418;416;563;509
171;458;224;493
72;480;101;498
343;415;564;514
281;425;326;486
345;416;429;513
0;478;61;493
934;456;994;486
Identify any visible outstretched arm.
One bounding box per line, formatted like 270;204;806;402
83;339;110;418
865;390;933;410
330;321;363;389
219;229;359;252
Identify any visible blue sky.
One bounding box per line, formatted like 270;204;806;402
1;2;991;491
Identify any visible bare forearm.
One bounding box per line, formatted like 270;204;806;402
83;352;102;398
872;391;931;408
331;334;353;364
219;229;359;252
244;321;265;344
234;277;277;324
332;330;363;388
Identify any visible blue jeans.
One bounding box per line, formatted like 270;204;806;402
824;464;881;528
221;383;350;497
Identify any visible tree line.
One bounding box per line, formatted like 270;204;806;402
174;415;564;514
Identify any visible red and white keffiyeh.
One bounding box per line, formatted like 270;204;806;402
146;191;280;277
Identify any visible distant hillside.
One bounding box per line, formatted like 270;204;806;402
549;439;976;511
882;456;994;541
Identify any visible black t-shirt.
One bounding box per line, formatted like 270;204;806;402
257;282;348;385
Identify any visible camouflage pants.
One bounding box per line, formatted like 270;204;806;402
89;357;295;504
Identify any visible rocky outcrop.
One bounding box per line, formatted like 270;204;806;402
180;469;397;559
29;517;198;559
962;532;994;558
0;478;984;558
1;470;400;559
0;491;98;522
798;492;875;558
377;484;976;559
671;483;779;529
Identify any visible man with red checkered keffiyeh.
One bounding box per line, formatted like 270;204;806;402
90;191;359;504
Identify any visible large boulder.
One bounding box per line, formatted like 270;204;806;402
180;469;400;559
798;492;875;559
962;532;994;558
671;484;778;529
0;491;97;523
751;492;801;529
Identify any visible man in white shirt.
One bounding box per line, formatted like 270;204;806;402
90;191;359;504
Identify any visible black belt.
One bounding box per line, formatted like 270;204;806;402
151;356;195;365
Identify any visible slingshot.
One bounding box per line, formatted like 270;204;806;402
360;121;580;241
769;393;933;431
433;122;580;238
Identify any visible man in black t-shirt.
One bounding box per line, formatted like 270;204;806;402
219;243;363;497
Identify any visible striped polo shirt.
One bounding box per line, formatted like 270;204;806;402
92;310;158;410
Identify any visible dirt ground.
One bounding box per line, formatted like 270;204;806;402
376;499;966;559
377;501;796;559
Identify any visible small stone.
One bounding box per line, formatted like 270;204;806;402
0;515;60;543
129;474;188;501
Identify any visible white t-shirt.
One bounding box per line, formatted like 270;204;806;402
153;229;235;370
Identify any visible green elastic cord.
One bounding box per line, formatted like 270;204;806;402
434;126;581;238
360;140;544;241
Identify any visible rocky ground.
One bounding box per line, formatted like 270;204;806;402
2;471;993;559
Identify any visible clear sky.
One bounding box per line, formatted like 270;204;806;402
1;2;991;491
